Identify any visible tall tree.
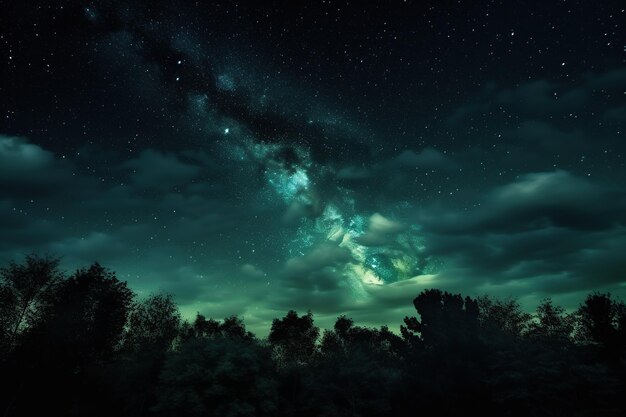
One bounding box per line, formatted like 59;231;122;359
48;263;134;361
477;296;532;343
124;293;181;353
120;293;182;417
527;298;575;343
0;254;63;354
401;289;480;349
268;310;319;366
575;293;626;355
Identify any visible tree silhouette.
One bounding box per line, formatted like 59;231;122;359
575;293;626;359
0;254;63;355
48;263;134;361
1;256;625;417
180;314;255;342
180;313;220;340
152;337;278;417
117;293;182;417
124;293;181;353
401;289;480;349
0;255;65;417
477;295;531;339
321;316;404;358
269;310;319;366
221;315;256;340
527;298;575;343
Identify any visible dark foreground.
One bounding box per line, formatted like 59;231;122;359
1;254;625;416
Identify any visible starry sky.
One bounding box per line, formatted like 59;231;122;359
1;0;625;334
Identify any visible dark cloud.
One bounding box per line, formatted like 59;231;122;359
0;202;62;250
336;166;372;180
604;105;626;121
282;244;354;282
586;68;626;89
392;148;458;171
421;170;625;234
513;121;587;152
50;232;128;263
123;149;202;189
448;72;619;124
0;135;75;188
416;170;626;296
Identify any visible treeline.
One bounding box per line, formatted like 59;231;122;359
1;255;625;417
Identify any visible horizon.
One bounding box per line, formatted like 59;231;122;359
0;254;615;339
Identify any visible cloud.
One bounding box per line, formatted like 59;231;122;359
355;213;405;247
604;105;626;121
392;147;457;170
496;80;587;114
0;135;74;187
240;264;266;279
124;149;202;189
0;135;54;172
50;232;127;262
283;243;354;281
448;68;626;124
336;165;371;179
416;170;626;296
0;203;62;251
586;68;626;89
514;120;586;151
422;170;625;234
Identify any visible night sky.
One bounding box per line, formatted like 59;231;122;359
1;0;625;334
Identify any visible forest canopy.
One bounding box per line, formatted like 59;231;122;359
1;254;625;417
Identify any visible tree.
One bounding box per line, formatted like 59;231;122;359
0;254;63;353
179;314;219;341
313;316;406;416
103;294;183;417
478;295;532;342
0;284;16;355
180;314;254;342
152;337;278;417
401;289;480;349
268;310;319;366
48;263;134;360
8;263;134;417
124;293;181;353
303;346;402;417
0;255;64;417
398;290;494;416
575;293;626;355
321;316;404;358
527;298;575;343
221;315;255;340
